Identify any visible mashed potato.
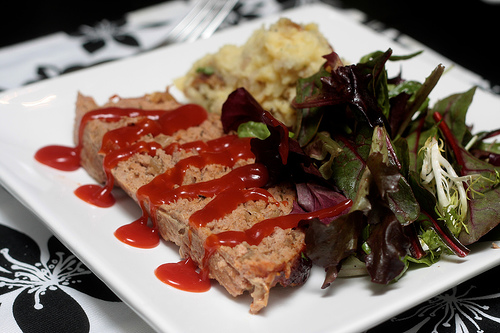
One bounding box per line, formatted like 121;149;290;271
174;18;332;127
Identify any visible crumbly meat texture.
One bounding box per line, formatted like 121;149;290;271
75;91;310;314
75;89;221;183
75;89;184;183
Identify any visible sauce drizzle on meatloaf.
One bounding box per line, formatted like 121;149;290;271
35;89;351;314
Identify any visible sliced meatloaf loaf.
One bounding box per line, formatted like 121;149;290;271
74;89;310;314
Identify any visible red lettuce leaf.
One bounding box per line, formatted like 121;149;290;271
470;149;500;166
292;182;350;224
221;87;324;186
365;204;410;284
301;211;365;288
368;126;420;225
292;50;391;129
221;87;290;164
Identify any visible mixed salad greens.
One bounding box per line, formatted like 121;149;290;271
220;48;500;288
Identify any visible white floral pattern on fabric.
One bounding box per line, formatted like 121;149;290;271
0;224;143;333
367;265;500;333
0;187;154;333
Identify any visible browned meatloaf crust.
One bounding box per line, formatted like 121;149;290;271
74;89;310;314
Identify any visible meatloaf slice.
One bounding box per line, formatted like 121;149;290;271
75;89;221;184
75;90;310;314
75;89;178;183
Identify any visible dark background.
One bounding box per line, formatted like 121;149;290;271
339;0;500;89
2;0;499;87
0;0;165;47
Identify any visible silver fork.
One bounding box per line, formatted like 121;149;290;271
155;0;238;48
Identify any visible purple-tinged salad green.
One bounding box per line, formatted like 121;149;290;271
220;48;500;289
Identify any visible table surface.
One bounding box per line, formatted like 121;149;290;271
1;1;500;332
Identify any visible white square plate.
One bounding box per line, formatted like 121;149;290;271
1;4;500;332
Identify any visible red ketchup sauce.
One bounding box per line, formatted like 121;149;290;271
155;258;211;292
34;145;80;171
201;199;353;278
116;160;266;249
35;104;208;208
35;107;166;171
136;136;255;210
114;135;248;248
189;187;277;228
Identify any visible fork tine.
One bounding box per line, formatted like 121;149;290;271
178;0;219;42
167;0;216;44
197;0;238;41
154;0;237;49
173;0;219;43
